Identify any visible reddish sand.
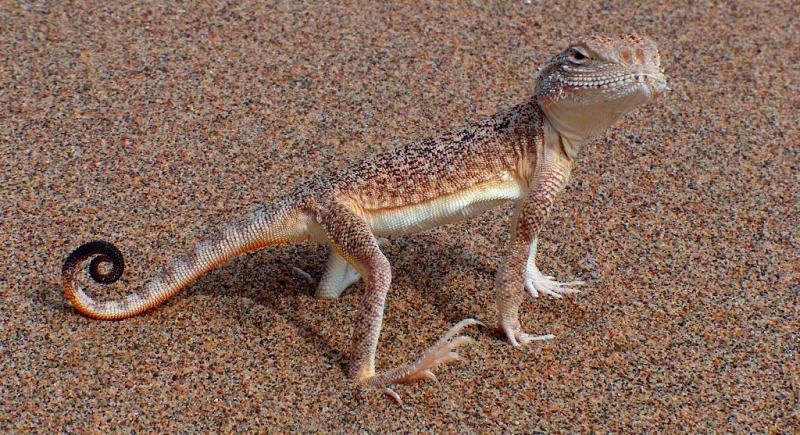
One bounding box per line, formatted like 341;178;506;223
2;1;797;432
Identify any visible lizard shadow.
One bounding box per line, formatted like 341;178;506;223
385;230;589;341
203;234;502;350
37;233;514;372
210;237;495;364
190;243;351;370
36;243;348;372
186;234;502;368
385;234;494;324
34;283;78;318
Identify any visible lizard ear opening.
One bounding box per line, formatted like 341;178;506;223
533;65;545;81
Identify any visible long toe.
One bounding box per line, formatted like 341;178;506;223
518;332;556;344
366;319;482;401
398;335;472;384
532;276;585;298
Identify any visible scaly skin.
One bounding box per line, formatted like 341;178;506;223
62;33;667;403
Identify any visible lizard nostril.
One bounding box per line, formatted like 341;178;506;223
636;48;645;63
620;50;632;63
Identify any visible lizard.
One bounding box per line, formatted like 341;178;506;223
62;33;667;403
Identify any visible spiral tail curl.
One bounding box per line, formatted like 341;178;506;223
61;205;311;320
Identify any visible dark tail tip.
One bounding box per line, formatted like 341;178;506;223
63;240;125;284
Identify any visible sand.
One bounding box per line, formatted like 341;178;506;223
1;1;797;432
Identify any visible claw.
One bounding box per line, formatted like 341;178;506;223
291;266;316;284
383;387;402;404
403;369;437;383
504;324;521;347
421;369;437;382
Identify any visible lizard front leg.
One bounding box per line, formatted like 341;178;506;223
496;148;582;346
523;238;584;300
317;202;479;403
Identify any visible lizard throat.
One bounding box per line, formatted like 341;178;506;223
540;82;654;150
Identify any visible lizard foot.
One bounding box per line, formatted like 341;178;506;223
291;266;316;285
500;320;555;347
367;318;483;404
524;269;584;299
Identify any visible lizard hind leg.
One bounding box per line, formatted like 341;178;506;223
315;250;361;299
316;202;479;403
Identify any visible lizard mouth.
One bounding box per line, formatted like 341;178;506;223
604;72;668;104
561;71;667;99
634;72;668;100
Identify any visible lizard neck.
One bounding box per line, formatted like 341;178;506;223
541;114;583;162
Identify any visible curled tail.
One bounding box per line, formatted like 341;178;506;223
62;204;312;320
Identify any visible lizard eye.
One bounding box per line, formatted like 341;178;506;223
569;49;589;64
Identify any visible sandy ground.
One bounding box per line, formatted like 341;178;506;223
1;1;798;432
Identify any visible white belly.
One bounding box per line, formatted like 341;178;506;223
365;176;524;236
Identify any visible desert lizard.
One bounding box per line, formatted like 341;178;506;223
62;33;667;403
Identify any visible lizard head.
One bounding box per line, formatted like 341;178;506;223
535;33;667;144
